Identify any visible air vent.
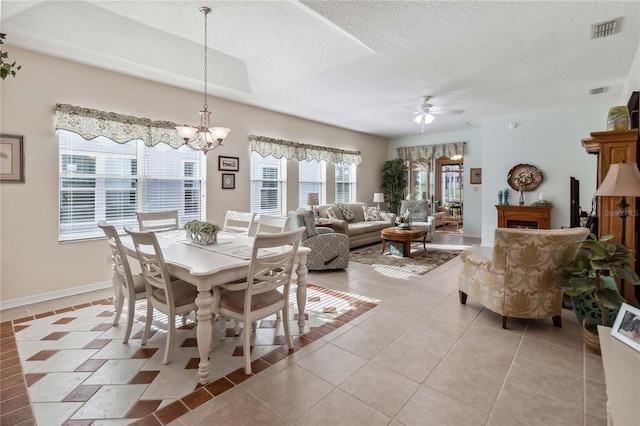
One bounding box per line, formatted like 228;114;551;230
589;87;609;96
591;18;620;39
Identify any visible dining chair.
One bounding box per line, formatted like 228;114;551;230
222;211;257;236
256;215;290;234
98;221;147;343
136;210;180;232
214;226;306;375
125;226;199;365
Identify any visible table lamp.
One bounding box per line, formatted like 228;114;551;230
373;192;385;210
595;162;640;298
306;192;319;219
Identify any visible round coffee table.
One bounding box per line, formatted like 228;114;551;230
380;226;428;257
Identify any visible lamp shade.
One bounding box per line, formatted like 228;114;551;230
373;193;385;203
595;163;640;197
306;193;319;206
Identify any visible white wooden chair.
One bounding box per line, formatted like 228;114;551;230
136;210;179;232
222;211;257;236
98;221;146;343
214;226;305;375
125;227;199;365
256;215;290;234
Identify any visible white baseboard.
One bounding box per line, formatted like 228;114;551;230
0;281;113;311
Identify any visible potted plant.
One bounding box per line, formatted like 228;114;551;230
381;158;407;215
1;33;21;80
558;234;640;354
184;220;221;245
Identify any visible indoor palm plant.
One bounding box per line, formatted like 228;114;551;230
558;234;640;353
381;158;407;215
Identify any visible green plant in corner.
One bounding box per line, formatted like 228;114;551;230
381;158;407;215
558;234;640;331
0;33;22;80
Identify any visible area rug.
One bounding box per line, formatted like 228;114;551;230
2;284;377;426
350;242;464;275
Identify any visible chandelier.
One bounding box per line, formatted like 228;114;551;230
175;6;230;154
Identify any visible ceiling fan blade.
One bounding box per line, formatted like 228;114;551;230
430;108;464;115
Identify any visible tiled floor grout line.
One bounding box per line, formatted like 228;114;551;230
2;285;376;426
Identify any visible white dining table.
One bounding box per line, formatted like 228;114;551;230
119;230;310;385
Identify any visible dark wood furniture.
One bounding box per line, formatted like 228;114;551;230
381;226;428;257
581;129;639;305
496;205;551;229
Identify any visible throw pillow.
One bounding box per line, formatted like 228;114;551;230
326;207;338;220
362;206;380;221
335;202;355;222
294;208;319;239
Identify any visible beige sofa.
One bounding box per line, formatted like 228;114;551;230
317;202;395;248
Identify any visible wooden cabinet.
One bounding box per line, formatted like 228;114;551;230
582;129;639;304
496;205;551;229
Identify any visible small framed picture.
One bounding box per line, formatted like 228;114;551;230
611;303;640;352
218;156;239;171
222;173;235;189
470;168;482;184
1;134;25;183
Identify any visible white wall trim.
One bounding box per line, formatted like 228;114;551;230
0;281;113;311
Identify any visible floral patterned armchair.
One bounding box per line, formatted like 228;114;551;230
458;227;589;328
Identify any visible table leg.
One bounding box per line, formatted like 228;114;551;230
422;235;427;251
381;239;386;254
296;252;308;333
195;286;214;385
405;240;412;258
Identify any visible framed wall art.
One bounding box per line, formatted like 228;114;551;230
470;168;482;184
222;173;235;189
218;156;239;171
611;303;640;352
1;134;25;183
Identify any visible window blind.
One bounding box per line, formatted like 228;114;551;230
335;163;356;203
59;130;205;241
249;152;286;216
298;159;326;207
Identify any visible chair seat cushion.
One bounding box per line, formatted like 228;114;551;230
131;273;147;294
152;280;198;307
219;288;283;313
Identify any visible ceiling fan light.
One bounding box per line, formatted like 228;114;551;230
413;115;423;124
423;113;435;124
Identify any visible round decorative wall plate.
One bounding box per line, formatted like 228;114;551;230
507;164;543;191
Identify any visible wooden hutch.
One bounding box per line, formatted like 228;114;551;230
581;129;639;305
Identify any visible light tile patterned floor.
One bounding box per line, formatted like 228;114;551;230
1;233;609;426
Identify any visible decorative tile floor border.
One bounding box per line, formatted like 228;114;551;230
0;285;376;426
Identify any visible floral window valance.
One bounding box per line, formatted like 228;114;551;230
396;142;464;162
54;103;185;148
249;134;362;165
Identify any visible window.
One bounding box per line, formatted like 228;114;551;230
250;151;286;216
299;159;325;206
335;162;356;203
59;130;205;241
441;163;463;204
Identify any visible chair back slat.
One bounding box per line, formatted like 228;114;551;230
256;215;290;234
125;227;174;304
98;221;136;295
136;210;179;232
223;211;257;235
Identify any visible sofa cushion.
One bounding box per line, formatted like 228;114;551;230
362;206;380;221
347;222;368;236
400;200;429;221
326;206;339;220
336;202;355;222
290;208;318;239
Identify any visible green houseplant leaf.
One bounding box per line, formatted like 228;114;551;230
0;33;21;80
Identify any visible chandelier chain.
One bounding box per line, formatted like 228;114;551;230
203;7;208;111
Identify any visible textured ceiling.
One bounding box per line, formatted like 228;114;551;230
2;1;639;138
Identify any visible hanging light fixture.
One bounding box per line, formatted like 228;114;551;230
413;112;435;133
176;6;230;154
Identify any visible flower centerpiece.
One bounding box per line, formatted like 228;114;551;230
184;220;221;245
396;209;411;229
512;171;533;205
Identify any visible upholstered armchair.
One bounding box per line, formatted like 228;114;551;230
458;227;589;328
288;209;349;270
399;200;435;241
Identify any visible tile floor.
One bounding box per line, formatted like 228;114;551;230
1;234;608;426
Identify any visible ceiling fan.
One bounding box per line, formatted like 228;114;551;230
413;96;464;133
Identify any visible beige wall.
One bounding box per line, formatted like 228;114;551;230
0;47;387;305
